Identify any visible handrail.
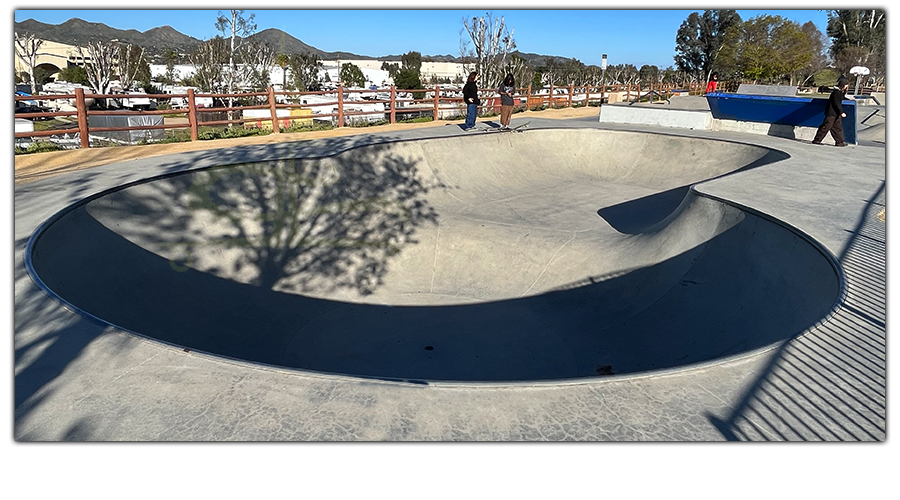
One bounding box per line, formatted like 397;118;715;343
628;89;670;105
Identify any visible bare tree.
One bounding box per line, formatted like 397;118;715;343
188;37;229;93
504;54;533;91
215;9;258;107
460;12;516;89
78;40;119;95
14;32;47;95
75;39;145;95
239;39;276;91
116;43;146;91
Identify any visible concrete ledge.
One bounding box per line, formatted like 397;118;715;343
599;104;847;145
710;119;838;144
599;104;711;130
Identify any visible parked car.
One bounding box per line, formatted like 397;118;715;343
15;92;51;119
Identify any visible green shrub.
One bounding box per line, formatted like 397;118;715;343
398;116;433;124
14;141;67;155
197;125;267;141
350;119;390;127
283;121;333;133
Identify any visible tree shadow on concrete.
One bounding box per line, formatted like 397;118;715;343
707;181;886;440
14;133;441;439
83;142;441;297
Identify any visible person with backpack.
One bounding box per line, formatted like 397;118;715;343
461;71;480;130
812;75;850;147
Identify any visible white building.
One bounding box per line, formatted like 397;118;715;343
149;60;468;90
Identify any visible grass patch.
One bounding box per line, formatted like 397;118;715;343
350;119;391;127
197;125;269;141
283;122;334;133
14;141;68;155
31;118;76;132
398;116;434;124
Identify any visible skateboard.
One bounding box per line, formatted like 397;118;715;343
485;121;530;133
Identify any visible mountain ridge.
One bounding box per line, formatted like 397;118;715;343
14;17;574;66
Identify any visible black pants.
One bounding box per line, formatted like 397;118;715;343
813;115;845;145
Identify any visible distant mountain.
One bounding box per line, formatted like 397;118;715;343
14;18;573;66
250;28;374;61
511;51;579;67
15;18;202;60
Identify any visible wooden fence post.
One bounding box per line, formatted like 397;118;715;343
433;85;440;121
585;85;591;107
187;88;199;141
74;88;90;149
549;83;554;108
268;86;280;133
568;84;574;107
390;85;396;124
526;84;532;110
337;86;344;127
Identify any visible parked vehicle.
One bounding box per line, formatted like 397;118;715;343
15;91;51;119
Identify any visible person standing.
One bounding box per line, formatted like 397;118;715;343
705;72;718;94
812;75;850;147
498;74;516;130
462;71;480;130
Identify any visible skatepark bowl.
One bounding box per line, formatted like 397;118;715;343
28;128;842;383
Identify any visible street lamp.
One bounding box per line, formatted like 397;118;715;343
849;66;870;96
601;54;607;102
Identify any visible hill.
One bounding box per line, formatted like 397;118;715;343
14;18;575;66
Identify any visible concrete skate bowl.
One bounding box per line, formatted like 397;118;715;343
28;129;842;383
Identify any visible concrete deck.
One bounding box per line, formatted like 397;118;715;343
13;111;886;441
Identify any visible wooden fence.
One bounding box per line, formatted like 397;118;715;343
15;81;704;150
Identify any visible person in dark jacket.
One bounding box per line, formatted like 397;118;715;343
461;71;480;130
812;75;850;147
498;74;516;130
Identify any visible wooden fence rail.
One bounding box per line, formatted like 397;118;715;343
15;81;703;150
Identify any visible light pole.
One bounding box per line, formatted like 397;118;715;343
850;66;870;96
601;54;607;103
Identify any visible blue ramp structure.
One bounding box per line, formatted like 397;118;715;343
706;93;858;144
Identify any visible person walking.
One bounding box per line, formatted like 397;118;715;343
812;75;850;147
705;72;718;94
498;74;516;130
461;71;480;130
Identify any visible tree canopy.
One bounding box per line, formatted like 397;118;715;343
674;10;742;80
717;15;814;84
340;62;366;88
826;9;885;82
287;52;322;92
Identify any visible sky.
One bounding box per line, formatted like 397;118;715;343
13;3;833;68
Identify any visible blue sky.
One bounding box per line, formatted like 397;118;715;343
14;5;832;68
